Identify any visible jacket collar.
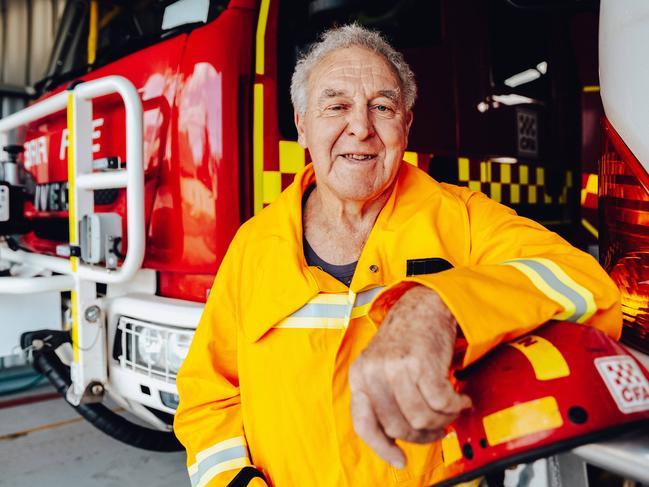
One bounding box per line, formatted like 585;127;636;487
240;166;318;342
258;162;441;239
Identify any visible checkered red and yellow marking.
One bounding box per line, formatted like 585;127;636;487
581;172;598;209
255;146;575;211
457;157;573;206
260;141;307;206
580;172;598;238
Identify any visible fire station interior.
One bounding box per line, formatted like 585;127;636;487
277;0;595;248
0;0;648;486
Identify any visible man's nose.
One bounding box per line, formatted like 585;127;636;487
346;106;374;139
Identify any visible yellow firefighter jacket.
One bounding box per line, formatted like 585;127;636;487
174;162;621;487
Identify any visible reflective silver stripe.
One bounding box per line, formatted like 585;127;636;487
290;302;349;319
190;446;248;487
354;286;385;307
349;286;386;320
276;287;387;329
286;287;385;318
502;258;595;323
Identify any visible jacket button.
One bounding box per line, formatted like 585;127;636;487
369;264;379;273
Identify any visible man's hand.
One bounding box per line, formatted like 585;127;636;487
349;285;472;469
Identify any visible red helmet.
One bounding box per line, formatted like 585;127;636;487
434;321;649;486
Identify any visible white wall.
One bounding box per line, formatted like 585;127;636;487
0;0;66;87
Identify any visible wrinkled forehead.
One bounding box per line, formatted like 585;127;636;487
307;46;402;100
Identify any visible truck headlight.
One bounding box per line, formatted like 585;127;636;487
136;326;164;369
121;318;194;376
167;332;192;373
136;327;193;375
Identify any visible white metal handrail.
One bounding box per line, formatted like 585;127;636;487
0;91;68;132
573;433;649;484
3;274;76;294
0;75;144;292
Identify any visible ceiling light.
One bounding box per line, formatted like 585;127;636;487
492;94;539;106
491;157;518;164
504;69;541;88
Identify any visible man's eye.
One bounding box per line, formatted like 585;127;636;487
372;104;393;113
327;105;345;111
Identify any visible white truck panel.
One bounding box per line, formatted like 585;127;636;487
600;0;649;170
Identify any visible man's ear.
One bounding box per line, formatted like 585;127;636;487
295;111;307;148
403;110;414;147
405;110;414;133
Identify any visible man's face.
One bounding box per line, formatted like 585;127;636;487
295;46;413;202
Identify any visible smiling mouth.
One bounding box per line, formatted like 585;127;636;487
341;153;377;162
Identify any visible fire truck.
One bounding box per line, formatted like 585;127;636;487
1;0;646;470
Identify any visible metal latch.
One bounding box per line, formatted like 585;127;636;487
92;156;123;171
75;213;123;269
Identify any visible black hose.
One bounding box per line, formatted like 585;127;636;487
28;334;183;452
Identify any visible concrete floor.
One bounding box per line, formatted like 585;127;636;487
0;383;189;487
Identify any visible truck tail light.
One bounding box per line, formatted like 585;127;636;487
600;118;649;353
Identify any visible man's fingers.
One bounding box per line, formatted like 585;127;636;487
408;428;446;444
386;362;444;431
386;359;470;433
354;358;417;446
418;373;472;416
350;389;406;468
348;287;470;461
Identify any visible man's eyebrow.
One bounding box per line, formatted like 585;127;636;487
316;88;400;103
376;89;400;102
318;88;347;103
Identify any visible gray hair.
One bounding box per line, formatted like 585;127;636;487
290;24;417;115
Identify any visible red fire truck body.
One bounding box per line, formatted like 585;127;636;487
21;1;256;302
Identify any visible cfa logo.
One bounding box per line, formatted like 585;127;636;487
622;385;649;402
595;355;649;414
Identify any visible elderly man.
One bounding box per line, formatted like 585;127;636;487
174;24;620;487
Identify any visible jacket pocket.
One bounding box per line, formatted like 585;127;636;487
391;440;443;484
